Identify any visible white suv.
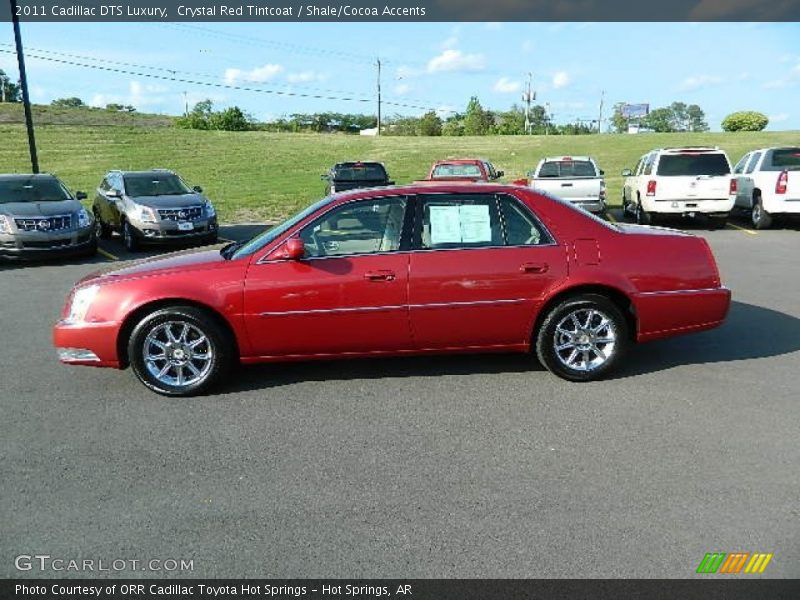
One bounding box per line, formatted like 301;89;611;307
731;147;800;229
622;147;734;227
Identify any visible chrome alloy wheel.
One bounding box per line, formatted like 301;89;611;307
143;321;214;388
553;308;617;372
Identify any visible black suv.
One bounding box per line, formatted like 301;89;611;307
321;161;394;195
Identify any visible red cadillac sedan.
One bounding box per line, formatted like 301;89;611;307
54;184;731;396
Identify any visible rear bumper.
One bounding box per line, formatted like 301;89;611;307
642;198;734;215
0;228;95;259
53;320;122;368
634;286;732;342
763;196;800;215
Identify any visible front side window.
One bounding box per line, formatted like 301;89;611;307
299;197;407;258
733;154;749;174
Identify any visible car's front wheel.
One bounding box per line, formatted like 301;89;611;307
122;220;140;252
93;209;112;239
128;306;233;396
535;294;628;382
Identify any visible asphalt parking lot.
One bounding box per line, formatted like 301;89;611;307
1;212;799;578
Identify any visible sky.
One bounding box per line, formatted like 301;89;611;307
1;21;799;131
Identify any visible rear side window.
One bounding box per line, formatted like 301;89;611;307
764;148;800;171
538;160;597;178
642;154;656;175
656;153;730;176
498;195;553;246
745;153;761;174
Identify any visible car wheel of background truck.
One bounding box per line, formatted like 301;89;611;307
635;201;652;225
708;216;727;230
751;196;772;230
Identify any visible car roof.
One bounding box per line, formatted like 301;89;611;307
328;182;524;201
0;173;61;181
109;169;176;176
432;158;485;164
540;156;594;161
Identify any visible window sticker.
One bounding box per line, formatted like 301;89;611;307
428;203;492;245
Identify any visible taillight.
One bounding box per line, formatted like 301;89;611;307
776;170;788;195
729;178;737;195
600;180;606;199
646;180;657;196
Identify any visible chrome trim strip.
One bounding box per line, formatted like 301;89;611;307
638;287;728;297
258;298;529;318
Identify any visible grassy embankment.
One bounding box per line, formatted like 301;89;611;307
1;103;797;222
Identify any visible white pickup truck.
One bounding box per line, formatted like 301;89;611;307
731;147;800;229
526;156;606;213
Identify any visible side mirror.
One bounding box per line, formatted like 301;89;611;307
320;174;329;181
192;186;203;193
496;171;504;178
270;237;305;261
621;169;632;177
599;169;605;175
75;191;87;200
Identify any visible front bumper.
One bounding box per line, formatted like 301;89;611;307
130;216;218;243
53;319;122;368
0;226;95;259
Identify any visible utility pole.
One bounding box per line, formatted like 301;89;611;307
10;0;39;173
545;103;551;136
522;72;535;135
376;58;381;136
599;91;605;133
183;91;188;116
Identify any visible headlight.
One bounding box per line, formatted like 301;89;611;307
65;285;100;324
77;208;92;228
136;204;157;223
205;201;216;218
0;215;11;234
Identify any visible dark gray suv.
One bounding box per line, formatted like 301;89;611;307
0;173;96;260
92;169;219;252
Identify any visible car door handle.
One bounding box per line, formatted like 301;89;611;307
561;183;574;187
520;263;548;274
364;270;396;282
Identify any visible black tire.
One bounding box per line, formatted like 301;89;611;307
83;237;98;257
204;231;219;245
751;196;772;230
128;305;233;396
535;293;628;382
122;220;140;253
635;200;653;225
93;209;112;239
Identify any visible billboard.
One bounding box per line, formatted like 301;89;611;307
621;103;650;118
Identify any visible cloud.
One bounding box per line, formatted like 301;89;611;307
224;64;283;84
286;71;327;83
677;74;724;91
427;49;486;74
89;80;169;109
763;79;788;89
396;65;420;79
768;113;789;123
394;83;411;95
441;35;459;49
552;71;571;89
493;77;522;94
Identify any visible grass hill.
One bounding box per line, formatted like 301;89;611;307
1;108;796;222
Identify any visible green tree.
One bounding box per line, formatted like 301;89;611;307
463;96;491;135
210;106;251;131
687;104;709;132
0;69;21;102
611;102;628;133
176;99;214;129
442;116;464;136
643;107;675;132
721;111;768;132
51;97;85;108
417;110;442;136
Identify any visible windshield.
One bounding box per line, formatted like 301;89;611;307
656;153;730;176
537;160;597;178
765;148;800;171
123;174;192;197
230;196;336;260
332;164;387;181
431;164;483;178
0;177;71;204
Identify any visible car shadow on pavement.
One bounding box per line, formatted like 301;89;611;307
0;253;106;271
224;301;799;392
613;300;800;378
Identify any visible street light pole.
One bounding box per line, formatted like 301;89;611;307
10;0;39;173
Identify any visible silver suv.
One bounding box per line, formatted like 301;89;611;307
0;173;96;260
93;169;218;252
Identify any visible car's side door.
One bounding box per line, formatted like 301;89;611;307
407;192;567;350
242;196;413;357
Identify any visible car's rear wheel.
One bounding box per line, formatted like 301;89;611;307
751;195;772;229
122;220;140;252
535;294;628;382
128;306;232;396
93;209;112;239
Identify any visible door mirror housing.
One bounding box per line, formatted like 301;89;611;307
269;237;305;261
75;191;87;200
192;186;203;193
496;170;504;178
621;169;632;177
107;190;122;198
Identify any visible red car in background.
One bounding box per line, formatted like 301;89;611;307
54;183;731;396
424;159;504;182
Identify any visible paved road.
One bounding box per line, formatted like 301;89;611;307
1;215;798;578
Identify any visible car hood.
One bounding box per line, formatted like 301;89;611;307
126;193;207;209
79;247;229;286
0;199;82;217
